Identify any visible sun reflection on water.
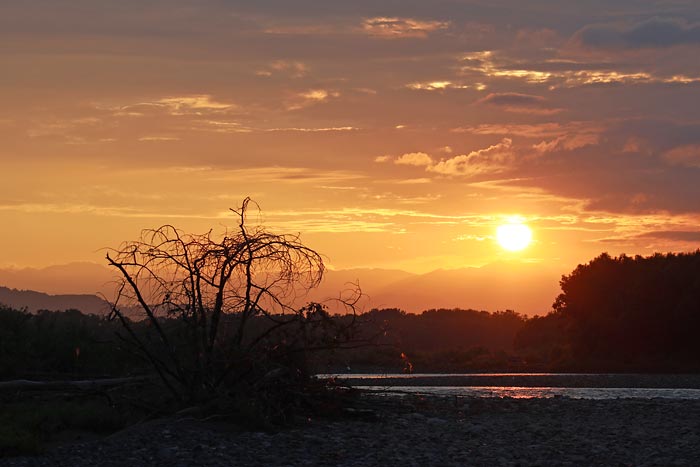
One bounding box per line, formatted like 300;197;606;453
361;386;700;400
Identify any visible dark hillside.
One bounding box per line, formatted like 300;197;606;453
0;286;110;314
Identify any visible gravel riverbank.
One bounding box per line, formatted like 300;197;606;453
4;394;700;466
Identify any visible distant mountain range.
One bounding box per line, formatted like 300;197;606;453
0;286;111;314
0;262;115;296
0;261;563;316
309;263;561;315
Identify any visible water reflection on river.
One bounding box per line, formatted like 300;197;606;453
320;373;700;399
361;386;700;399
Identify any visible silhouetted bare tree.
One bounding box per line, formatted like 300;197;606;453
106;198;361;410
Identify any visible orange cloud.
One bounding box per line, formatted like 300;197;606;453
362;17;449;39
257;60;308;78
137;135;180;142
459;50;700;88
100;95;236;117
406;81;472;91
285;89;340;110
395;152;433;167
428;138;514;176
154;95;235;114
533;132;600;154
453;123;567;138
382;140;517;177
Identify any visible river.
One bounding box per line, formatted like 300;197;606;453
319;373;700;399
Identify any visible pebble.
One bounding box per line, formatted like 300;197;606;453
3;397;700;466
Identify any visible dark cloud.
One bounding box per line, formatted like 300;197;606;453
499;60;638;73
487;117;700;215
614;119;700;154
576;18;700;49
523;164;700;215
478;93;547;107
476;93;561;114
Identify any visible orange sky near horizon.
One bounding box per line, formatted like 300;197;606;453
2;1;700;305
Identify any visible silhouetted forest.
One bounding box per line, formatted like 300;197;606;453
525;251;700;372
3;251;700;377
328;308;528;372
0;306;145;378
332;252;700;372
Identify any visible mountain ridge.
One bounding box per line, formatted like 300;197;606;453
0;286;111;314
0;262;561;316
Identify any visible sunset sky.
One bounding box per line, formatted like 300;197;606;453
3;1;700;291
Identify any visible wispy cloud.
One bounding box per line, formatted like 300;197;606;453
265;126;357;133
207;166;365;185
391;178;432;185
269;207;494;222
157;95;233;112
453;123;569;138
406;80;475;91
263;206;480;233
195;120;254;134
361;17;449;39
458;50;700;87
459;51;554;84
194;120;357;134
558;70;700;87
533;132;601;154
285;89;340;110
102;95;236;117
636;230;700;242
595;226;700;247
256;60;308;78
0;203;216;219
137;135;180;142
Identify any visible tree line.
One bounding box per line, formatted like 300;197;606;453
518;251;700;372
4;199;700;423
6;248;700;377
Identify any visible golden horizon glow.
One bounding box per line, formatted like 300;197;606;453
496;222;533;252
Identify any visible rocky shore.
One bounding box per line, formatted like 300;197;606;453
4;394;700;466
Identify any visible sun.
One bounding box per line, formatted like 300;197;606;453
496;221;533;252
